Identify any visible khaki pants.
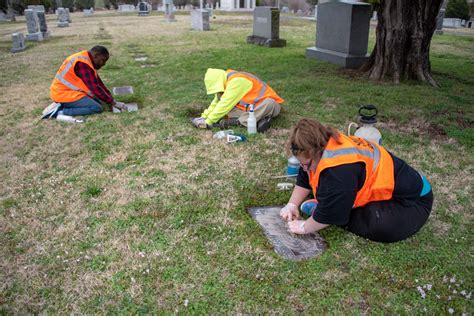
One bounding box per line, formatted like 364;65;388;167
226;98;281;127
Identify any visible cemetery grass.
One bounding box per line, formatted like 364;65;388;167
0;12;473;314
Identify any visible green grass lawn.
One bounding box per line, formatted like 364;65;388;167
0;11;473;314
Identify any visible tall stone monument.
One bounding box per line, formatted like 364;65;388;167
36;11;51;39
163;0;176;22
11;33;26;53
57;7;69;27
247;7;286;47
24;9;44;41
306;1;371;68
435;0;449;35
191;9;210;31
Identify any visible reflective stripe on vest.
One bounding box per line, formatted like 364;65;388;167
226;71;267;111
55;55;94;97
321;143;381;172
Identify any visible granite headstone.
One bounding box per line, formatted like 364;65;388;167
306;1;371;68
11;33;26;53
247;7;286;47
24;9;44;41
57;8;69;27
36;11;51;39
191;9;210;31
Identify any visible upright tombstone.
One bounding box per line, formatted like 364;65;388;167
306;1;371;68
138;1;150;15
247;7;286;47
36;11;51;39
435;9;446;34
191;9;210;31
65;8;72;22
57;7;69;27
163;0;176;22
83;9;93;16
314;5;317;20
24;9;44;41
11;33;26;53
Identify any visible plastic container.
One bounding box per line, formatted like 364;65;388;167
247;105;257;134
287;155;300;176
213;130;234;139
348;105;382;145
56;114;85;124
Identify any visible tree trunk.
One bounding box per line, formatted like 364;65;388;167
360;0;443;87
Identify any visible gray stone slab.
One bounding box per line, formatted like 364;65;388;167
11;33;26;53
248;206;326;261
112;86;134;95
26;32;44;41
24;9;40;34
113;103;139;113
191;9;210;31
247;7;286;48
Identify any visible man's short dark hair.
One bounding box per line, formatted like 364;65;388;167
89;45;109;57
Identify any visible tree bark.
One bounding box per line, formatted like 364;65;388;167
360;0;443;87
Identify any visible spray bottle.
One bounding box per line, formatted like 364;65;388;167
348;105;382;144
56;114;85;124
247;104;257;134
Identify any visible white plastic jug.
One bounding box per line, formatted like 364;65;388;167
348;105;382;145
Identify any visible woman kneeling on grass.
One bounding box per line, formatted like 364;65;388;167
281;118;433;242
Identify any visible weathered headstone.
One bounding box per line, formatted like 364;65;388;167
27;5;45;12
314;5;318;20
435;8;446;34
83;9;93;16
65;8;72;22
248;206;326;261
11;33;26;53
467;19;474;29
138;1;150;16
113;103;139;113
24;9;44;41
191;9;210;31
57;8;69;27
163;0;176;22
112;86;134;95
247;7;286;48
281;6;289;13
306;1;371;68
36;11;51;39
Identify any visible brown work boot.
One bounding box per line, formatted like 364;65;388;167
219;117;241;129
257;117;272;133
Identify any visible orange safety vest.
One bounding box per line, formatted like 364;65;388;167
50;50;97;103
309;133;395;208
226;69;284;112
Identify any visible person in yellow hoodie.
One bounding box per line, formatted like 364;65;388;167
192;68;284;133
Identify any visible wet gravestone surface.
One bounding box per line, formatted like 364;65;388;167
113;103;139;113
248;206;325;261
112;86;134;95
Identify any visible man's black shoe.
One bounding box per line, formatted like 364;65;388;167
257;117;272;133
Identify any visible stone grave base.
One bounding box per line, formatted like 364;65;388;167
306;46;369;69
113;103;138;113
58;21;69;27
248;205;325;261
112;86;134;96
26;32;44;41
41;31;51;39
247;35;286;48
11;46;26;53
138;11;149;16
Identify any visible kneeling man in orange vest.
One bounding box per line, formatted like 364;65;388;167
192;68;285;133
280;118;433;243
43;45;127;119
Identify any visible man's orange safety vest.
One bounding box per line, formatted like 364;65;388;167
50;50;97;103
226;69;284;112
309;133;395;208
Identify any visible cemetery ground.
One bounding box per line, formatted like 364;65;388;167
0;11;473;314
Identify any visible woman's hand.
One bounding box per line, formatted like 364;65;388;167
280;203;299;222
288;220;306;234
